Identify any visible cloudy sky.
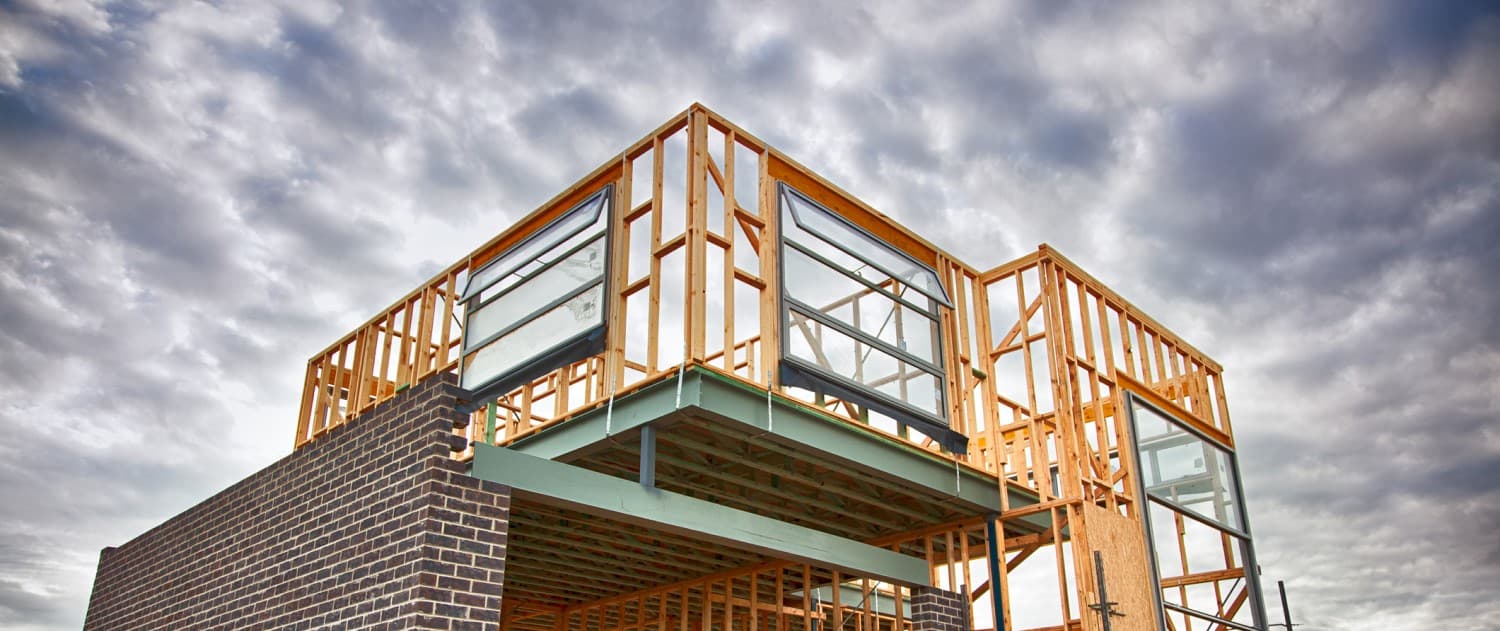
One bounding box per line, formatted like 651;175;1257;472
1;1;1497;629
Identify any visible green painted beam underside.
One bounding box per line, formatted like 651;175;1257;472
506;367;1030;515
472;443;933;587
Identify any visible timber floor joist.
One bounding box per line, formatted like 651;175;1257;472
503;368;1049;540
499;493;989;631
476;368;1053;626
503;501;763;609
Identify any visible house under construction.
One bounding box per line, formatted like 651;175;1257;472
85;104;1268;631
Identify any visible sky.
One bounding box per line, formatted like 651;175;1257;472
0;1;1496;629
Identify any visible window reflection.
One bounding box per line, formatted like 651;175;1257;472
463;284;604;390
782;189;950;307
460;186;611;395
462;192;608;302
1130;395;1264;630
777;183;953;443
1134;404;1242;532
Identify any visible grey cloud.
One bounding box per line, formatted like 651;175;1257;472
1025;109;1114;171
236;174;402;275
736;34;808;93
511;87;631;173
368;3;471;59
1;1;1498;630
1376;2;1499;68
932;41;1121;174
268;14;406;140
421;135;478;190
0;107;245;301
0;578;67;629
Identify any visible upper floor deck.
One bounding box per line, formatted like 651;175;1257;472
292;104;1236;514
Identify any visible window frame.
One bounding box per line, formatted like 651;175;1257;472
1126;392;1268;631
775;182;966;453
781;185;952;308
456;185;614;411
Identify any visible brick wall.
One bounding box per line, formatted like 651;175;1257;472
911;586;971;631
84;374;512;630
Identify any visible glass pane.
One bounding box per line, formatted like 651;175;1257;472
461;283;604;390
1134;402;1243;532
783;219;941;316
783;245;939;366
463;191;606;300
479;230;606;305
483;217;609;302
898;302;940;367
786;308;943;417
1147;501;1183;574
466;237;606;344
782;187;949;306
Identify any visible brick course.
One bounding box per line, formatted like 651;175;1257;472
911;586;970;631
84;374;511;630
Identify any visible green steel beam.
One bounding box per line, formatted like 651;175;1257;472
507;368;1028;515
508;373;683;459
472;443;933;588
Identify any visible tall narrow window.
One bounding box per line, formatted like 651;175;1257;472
776;183;965;452
1129;395;1267;630
457;186;612;407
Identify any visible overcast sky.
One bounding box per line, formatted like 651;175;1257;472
1;1;1496;629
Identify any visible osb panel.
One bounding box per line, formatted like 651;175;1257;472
1082;503;1157;631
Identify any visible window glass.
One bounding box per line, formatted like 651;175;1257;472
782;188;949;307
466;237;605;344
460;186;611;395
783;245;940;367
786;309;943;418
778;182;950;430
1131;395;1265;629
1134;403;1242;532
462;283;604;390
463;191;607;301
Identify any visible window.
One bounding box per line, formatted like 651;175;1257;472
776;183;966;452
1135;404;1242;532
1128;395;1267;630
458;186;612;405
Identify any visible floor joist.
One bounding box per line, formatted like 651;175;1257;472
472;443;933;588
506;368;1014;515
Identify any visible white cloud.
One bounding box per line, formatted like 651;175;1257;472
0;1;1496;629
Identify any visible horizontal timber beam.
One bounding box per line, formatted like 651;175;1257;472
472;443;933;588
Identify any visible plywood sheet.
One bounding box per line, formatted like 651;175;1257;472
1081;503;1157;631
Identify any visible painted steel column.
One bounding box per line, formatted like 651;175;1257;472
986;517;1005;631
639;423;656;488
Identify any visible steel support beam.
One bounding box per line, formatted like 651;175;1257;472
507;368;1026;516
472;443;933;587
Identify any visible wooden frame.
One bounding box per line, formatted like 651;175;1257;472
291;104;1256;631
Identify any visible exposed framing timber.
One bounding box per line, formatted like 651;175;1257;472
472;444;932;588
504;367;1017;516
290;102;1258;631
